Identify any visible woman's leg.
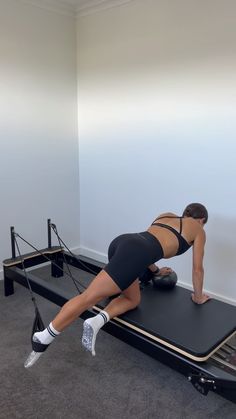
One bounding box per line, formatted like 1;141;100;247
24;270;121;367
52;269;121;331
82;279;141;356
103;279;141;318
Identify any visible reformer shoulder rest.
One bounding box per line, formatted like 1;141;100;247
3;246;63;267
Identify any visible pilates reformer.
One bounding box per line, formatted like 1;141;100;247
3;220;236;403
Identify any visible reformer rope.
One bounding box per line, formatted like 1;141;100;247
14;232;86;293
12;223;100;342
12;222;103;315
14;235;38;309
14;234;46;334
49;224;81;294
49;223;99;277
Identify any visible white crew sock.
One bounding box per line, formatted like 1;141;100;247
33;322;60;345
82;311;110;356
24;323;60;369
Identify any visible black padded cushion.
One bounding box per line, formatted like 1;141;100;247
112;286;236;358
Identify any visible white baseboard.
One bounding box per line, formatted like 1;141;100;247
78;248;236;306
178;280;236;306
1;247;235;306
0;246;106;280
77;246;108;264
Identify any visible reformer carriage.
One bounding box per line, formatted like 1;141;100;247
3;220;236;404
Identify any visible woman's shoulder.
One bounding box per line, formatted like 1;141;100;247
186;218;206;244
157;212;178;218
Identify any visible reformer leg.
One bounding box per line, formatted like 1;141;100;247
4;268;14;296
51;253;63;278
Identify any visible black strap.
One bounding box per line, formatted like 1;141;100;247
14;235;47;351
32;340;49;353
151;222;181;241
152;216;183;234
32;306;45;336
179;217;182;234
31;306;49;352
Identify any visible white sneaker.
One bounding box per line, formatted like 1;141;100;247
24;351;43;368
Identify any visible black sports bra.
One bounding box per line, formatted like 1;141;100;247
151;216;192;256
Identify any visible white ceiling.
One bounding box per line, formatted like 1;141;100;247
21;0;134;17
61;0;132;10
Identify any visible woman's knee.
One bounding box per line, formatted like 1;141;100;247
122;280;141;308
125;293;141;309
133;295;141;308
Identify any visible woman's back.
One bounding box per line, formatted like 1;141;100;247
147;212;204;258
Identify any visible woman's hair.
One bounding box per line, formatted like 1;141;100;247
182;203;208;224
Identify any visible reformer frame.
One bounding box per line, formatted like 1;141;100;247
3;220;236;404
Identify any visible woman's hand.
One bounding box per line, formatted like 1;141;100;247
158;267;173;276
191;293;210;304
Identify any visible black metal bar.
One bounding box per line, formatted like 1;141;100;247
4;266;14;296
4;265;95;319
5;266;67;305
60;252;103;275
51;252;64;278
47;219;52;248
10;226;16;259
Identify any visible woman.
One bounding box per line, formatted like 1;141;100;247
25;202;209;368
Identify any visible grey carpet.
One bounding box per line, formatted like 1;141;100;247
0;270;236;419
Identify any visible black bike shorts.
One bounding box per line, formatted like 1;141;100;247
104;231;164;291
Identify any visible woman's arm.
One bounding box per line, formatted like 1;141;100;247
148;264;160;273
148;264;173;276
191;229;210;304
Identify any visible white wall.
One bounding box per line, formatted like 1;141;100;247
77;0;236;303
0;0;80;271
